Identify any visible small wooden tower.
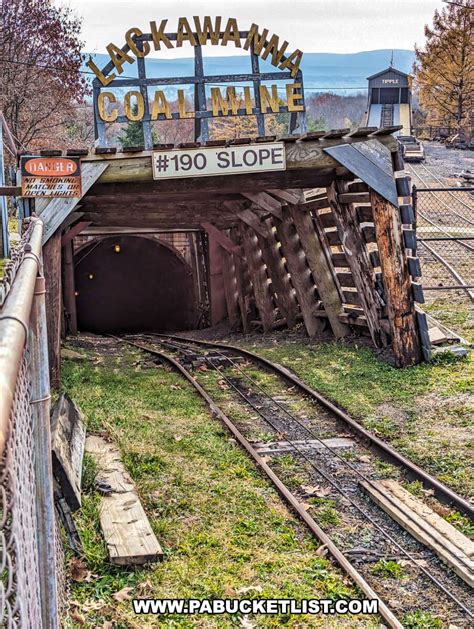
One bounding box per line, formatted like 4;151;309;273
366;67;412;135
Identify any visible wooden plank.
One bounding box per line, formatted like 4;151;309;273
230;226;252;333
236;209;269;238
301;198;330;211
62;239;77;335
255;437;355;455
0;186;21;196
331;252;350;268
240;224;276;332
338;192;371;204
242;192;283;219
370;191;421;366
43;231;62;387
327;181;386;348
342;290;361;305
274;209;325;337
362;480;474;588
257;218;299;328
362;225;376;243
428;327;449;345
40;162;109;244
51;393;86;511
336;272;356;287
289;205;349;339
85;436;163;565
221;251;240;330
61;221;92;247
356;206;374;223
325;230;342;246
318;211;337;229
200;222;244;258
267;189;304;205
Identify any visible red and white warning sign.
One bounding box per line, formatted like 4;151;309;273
21;156;82;198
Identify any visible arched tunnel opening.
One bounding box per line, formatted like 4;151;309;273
74;235;198;333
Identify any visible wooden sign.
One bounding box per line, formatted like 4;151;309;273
21;156;82;198
153;142;286;180
89;17;307;147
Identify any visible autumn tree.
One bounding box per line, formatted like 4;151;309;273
414;1;473;131
0;0;89;149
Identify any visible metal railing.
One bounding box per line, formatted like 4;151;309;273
413;186;474;302
0;218;61;627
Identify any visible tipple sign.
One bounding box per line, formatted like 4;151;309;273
152;143;286;180
90;17;306;147
20;156;82;198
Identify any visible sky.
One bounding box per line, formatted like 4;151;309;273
63;0;446;57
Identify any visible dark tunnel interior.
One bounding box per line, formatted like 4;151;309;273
74;235;197;333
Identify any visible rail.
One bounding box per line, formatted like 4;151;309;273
116;333;474;626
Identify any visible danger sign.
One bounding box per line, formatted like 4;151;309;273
21;156;82;197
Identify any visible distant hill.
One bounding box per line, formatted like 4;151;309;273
83;49;415;95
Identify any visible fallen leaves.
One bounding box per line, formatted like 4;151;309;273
69;558;95;583
69;609;86;625
112;586;134;602
239;616;257;628
301;485;331;498
235;585;263;594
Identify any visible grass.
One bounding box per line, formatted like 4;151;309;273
402;610;443;629
370;560;404;580
61;345;376;627
242;300;473;498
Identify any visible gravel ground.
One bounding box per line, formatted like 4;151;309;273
420;142;474;180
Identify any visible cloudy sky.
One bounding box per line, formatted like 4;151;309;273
64;0;446;57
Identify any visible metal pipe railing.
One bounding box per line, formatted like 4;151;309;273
0;217;43;455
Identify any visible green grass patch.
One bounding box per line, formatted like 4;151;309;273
242;300;473;499
371;559;404;579
62;348;375;627
402;610;443;629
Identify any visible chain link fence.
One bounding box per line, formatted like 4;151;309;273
414;187;474;302
0;218;63;628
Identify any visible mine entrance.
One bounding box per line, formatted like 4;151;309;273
74;235;199;333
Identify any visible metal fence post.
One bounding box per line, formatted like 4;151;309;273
29;273;59;628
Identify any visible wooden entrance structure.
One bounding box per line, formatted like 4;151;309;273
29;126;429;386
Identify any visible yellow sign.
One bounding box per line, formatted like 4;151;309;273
87;18;303;86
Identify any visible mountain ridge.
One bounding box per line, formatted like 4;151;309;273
84;49;415;95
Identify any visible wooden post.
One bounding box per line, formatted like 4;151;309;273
274;209;325;337
207;232;227;326
327;181;386;348
289;205;349;339
240;224;275;332
29;275;59;628
231;226;252;333
221;251;240;330
43;231;62;388
370;191;422;366
257;218;299;328
62;240;77;335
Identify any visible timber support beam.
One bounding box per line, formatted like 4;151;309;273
370;191;422;367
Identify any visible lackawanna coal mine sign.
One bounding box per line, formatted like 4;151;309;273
88;17;307;147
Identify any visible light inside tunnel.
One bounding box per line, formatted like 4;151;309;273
74;235;198;334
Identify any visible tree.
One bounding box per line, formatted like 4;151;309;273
0;0;89;149
414;2;473;131
117;105;159;148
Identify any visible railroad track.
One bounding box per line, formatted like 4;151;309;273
111;333;474;628
406;162;474;220
404;162;474;300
